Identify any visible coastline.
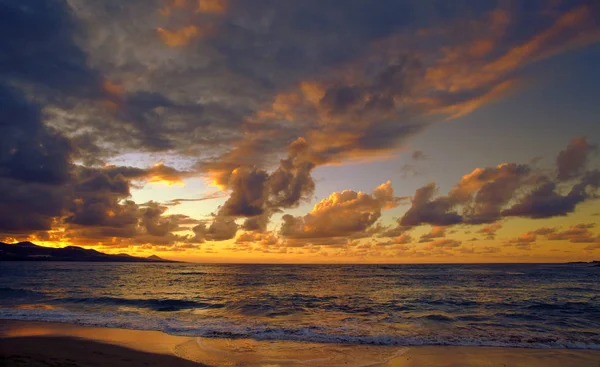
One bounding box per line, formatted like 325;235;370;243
2;320;600;367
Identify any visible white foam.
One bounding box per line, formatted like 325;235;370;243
2;308;600;351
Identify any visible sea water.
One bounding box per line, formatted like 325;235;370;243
1;262;599;350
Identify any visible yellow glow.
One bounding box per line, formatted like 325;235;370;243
196;0;228;14
157;25;209;47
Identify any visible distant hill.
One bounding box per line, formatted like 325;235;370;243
0;242;178;262
566;260;600;267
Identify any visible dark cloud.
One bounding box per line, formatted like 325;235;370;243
268;139;316;208
0;84;74;185
191;216;238;242
0;0;100;94
0;84;73;233
0;83;193;245
219;168;269;217
400;183;461;227
556;137;596;181
501;179;592;219
464;164;531;224
139;202;189;237
399;145;599;228
241;212;271;232
1;0;600;253
216;138;317;231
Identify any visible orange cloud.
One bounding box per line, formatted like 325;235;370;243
281;181;400;239
158;0;187;16
147;163;186;186
420;4;600;116
103;80;123;96
196;0;228;14
157;25;209;47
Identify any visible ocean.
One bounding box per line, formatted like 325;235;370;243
1;262;599;349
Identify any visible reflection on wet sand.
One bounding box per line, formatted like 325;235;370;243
2;320;600;367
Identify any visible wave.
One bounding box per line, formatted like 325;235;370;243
418;314;454;322
58;296;224;312
0;287;47;303
1;308;599;350
525;302;598;312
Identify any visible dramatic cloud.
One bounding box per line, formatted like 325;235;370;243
397;139;600;229
280;181;400;239
399;183;461;227
1;0;599;258
0;84;73;233
191;216;238;242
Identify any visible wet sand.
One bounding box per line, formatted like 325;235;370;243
0;336;205;367
380;346;600;367
1;320;600;367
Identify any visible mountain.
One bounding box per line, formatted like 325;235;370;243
0;242;178;262
566;260;600;267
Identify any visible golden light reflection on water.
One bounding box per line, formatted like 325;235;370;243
15;304;58;310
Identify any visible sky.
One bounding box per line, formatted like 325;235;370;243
1;0;599;263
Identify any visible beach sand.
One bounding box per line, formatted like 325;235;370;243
0;336;205;367
1;320;600;367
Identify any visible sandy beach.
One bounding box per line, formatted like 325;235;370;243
2;320;600;367
0;336;205;367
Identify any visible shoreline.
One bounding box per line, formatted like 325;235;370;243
2;320;600;366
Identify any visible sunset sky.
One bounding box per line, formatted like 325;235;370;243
1;0;599;263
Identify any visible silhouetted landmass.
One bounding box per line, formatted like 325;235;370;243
0;242;178;262
566;260;600;267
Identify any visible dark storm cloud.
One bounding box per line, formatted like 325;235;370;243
46;0;595;169
4;0;598;165
0;0;100;95
0;84;73;233
0;81;192;244
0;85;73;185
